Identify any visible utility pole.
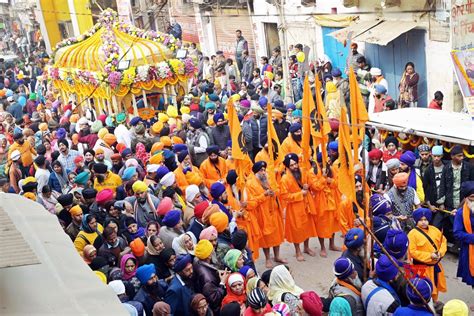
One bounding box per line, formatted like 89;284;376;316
274;0;293;103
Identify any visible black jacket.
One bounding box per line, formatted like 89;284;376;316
193;260;226;314
438;161;474;209
422;162;444;205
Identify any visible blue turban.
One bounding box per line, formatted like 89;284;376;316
431;145;443;156
205;102;216;110
174;254;193;272
462;181;474;198
283;153;299;168
407;277;433;304
206;145;219;155
331;68;342;77
121;148;132;159
373;216;390;243
412;208;432;223
177;150;189;163
333;257;354;280
418;144;430;153
213;112;225;124
173;144;187;153
136;264;156;283
74;171;90;185
189;118;202;129
56;128;67;140
274;100;284;109
383;229;408;259
129;117;141;126
122;167;137;181
208;94;219;102
226;170;238;186
370;194;392;216
156;166;170;181
328;141;338;152
252;161;267;174
289;123;302;133
258;96;268;107
376;255;399;282
292;109;302;118
210;182;226;199
400;151;416;167
374;84;387;94
162;210;181;227
344;228;364;249
286;103;296;110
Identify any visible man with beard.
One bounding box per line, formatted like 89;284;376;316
186;118;211;167
193;239;229;314
134;264;166;316
200;145;228;189
80;188;98;215
280;153;318;261
65;205;83;241
271;106;290;144
56;138;81;174
211;112;230;151
367;148;387;193
210;182;233;224
174;150;205;195
93;162;122;193
8;131;36;176
453;181;474;288
110;153;123;174
399;151;424;202
281;123;305;161
114;112;132;148
94;148;112;170
125;180;160;228
342;228;366;281
246;161;286;268
339;175;370;235
78;117;98;149
387;172;421;232
248;102;267;159
98;226;131;267
165;254;195;315
328;257;364;315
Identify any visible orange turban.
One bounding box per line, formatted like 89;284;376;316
71;134;79;145
202;204;220;225
172;136;184;144
160;136;172;148
69;205;83;216
151;121;163;134
130;238;145;257
39;123;48;132
151;142;164;154
393;172;409;187
149;153;164;164
95;148;105;155
209;211;229;233
104;133;117;146
116;143;127;153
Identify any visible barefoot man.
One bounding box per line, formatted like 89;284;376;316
280;153;318;261
247;161;287;268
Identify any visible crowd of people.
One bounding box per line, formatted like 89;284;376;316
0;27;473;316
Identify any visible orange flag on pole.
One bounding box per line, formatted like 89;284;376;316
313;76;331;167
337;106;356;201
301;76;314;169
227;96;251;189
267;103;283;185
348;67;369;152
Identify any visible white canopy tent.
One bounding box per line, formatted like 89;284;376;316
0;194;128;315
366;108;474;146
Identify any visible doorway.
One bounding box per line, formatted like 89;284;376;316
264;22;280;57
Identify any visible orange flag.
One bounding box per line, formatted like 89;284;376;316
337;106;356;201
301;76;314;169
267;103;283;185
227;96;251;190
313;76;331;167
348;67;369;152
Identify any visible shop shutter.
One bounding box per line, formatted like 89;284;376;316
212;11;256;60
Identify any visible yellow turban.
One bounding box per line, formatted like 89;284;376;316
166;105;178;118
151;142;164;154
69;205;83;216
98;128;108;140
151;121;163;134
231;94;240;102
158;113;169;123
160;136;172;147
23;177;37;185
443;299;469;316
149;153;164;165
180;106;190;115
209;212;229;233
195;239;213;260
23;192;36;201
172;136;183;144
39;123;48;132
132;181;148;194
326;82;337;93
103;133;117;146
94;271;107;284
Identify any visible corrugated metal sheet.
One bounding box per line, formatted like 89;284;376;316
353;21;419;46
0;206;39;269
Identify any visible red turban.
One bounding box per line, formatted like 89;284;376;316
368;149;383;160
393;172;409;187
